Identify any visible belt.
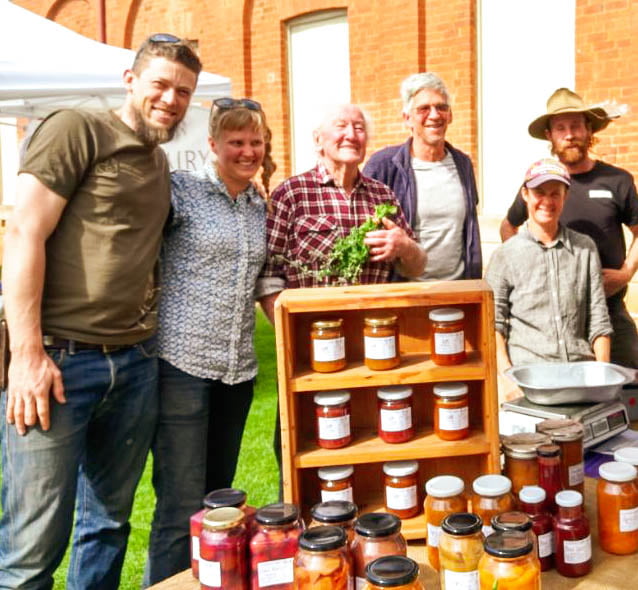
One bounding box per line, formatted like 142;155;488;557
42;335;130;354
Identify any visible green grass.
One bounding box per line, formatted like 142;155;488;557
0;309;279;588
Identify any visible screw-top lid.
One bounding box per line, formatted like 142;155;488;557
599;461;638;483
383;460;419;477
203;488;247;509
425;475;465;498
614;446;638;466
312;319;343;329
298;525;346;552
314;390;351;406
491;511;532;533
429;307;465;322
365;556;420;587
318;465;354;481
502;432;552;459
377;385;413;401
472;474;512;497
255;502;299;526
537;443;560;458
355;513;402;538
365;315;398;327
555;490;583;508
484;530;534;558
536;419;584;442
432;382;468;398
310;500;358;523
518;486;546;505
441;512;483;536
203;507;244;531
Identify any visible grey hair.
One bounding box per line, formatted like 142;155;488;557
400;72;450;114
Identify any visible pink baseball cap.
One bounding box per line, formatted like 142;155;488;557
524;158;570;188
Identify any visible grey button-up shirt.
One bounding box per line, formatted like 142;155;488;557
485;225;612;366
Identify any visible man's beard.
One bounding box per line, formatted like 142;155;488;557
551;138;589;166
132;107;180;147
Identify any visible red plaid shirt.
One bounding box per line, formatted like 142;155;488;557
260;163;414;289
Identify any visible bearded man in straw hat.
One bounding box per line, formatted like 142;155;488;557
499;88;638;369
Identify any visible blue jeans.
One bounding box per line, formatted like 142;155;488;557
144;359;253;586
0;338;158;590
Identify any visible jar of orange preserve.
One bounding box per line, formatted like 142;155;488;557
429;308;466;365
364;315;400;370
310;319;346;372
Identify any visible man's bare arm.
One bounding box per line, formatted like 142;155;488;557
499;218;519;242
602;224;638;297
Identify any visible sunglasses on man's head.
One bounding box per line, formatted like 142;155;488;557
213;98;262;112
148;33;183;43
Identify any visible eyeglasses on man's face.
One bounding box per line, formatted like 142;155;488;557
413;103;450;117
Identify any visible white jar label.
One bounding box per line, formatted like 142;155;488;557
427;523;441;548
438;406;469;431
356;577;366;590
538;531;554;558
321;486;354;502
563;535;591;564
620;506;638;532
380;407;412;432
313;337;345;362
257;557;294;586
386;484;417;510
568;462;584;486
482;525;494;537
442;568;479;590
364;335;396;360
191;535;200;561
318;415;350;440
199;558;221;587
434;330;464;355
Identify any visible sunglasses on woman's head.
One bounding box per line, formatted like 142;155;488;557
213;98;262;112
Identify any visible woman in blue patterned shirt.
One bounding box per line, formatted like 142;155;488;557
145;99;276;585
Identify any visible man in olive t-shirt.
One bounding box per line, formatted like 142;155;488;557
0;36;200;590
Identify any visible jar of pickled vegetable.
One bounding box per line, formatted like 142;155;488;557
311;319;346;372
424;475;467;571
614;446;638;467
364;315;400;370
314;391;352;449
199;507;247;590
294;526;350;589
363;555;425;590
318;465;354;502
518;486;553;572
383;460;420;519
471;475;515;537
597;461;638;555
537;419;585;495
502;433;551;495
429;308;466;366
377;386;414;444
433;382;469;440
309;500;358;546
537;444;563;514
351;513;407;588
553;490;591;577
250;503;303;589
439;512;484;590
478;530;541;590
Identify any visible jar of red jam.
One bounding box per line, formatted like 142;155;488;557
364;315;400;370
249;503;303;589
537;444;563;514
294;526;350;589
314;391;352;449
377;386;414;444
553;490;591;577
310;319;346;372
383;460;420;519
502;433;551;495
363;555;425;590
199;507;247;589
318;465;354;502
433;382;469;440
429;307;466;366
537;419;585;495
518;486;554;571
309;500;358;546
471;474;515;537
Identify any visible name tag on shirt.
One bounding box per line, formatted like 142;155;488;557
589;189;613;199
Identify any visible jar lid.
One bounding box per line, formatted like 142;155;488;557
599;461;638;483
383;460;419;477
203;488;247;509
555;490;583;508
537;443;560;458
441;512;482;536
472;474;512;497
429;307;465;322
310;500;358;523
314;390;351;406
377;385;413;401
203;507;244;531
614;446;638;466
365;556;420;587
484;530;534;558
255;502;299;526
312;319;343;329
298;525;346;551
502;432;551;459
354;513;402;537
318;465;354;481
425;475;465;498
518;485;546;505
536;419;584;442
365;315;398;327
491;511;532;533
432;382;468;398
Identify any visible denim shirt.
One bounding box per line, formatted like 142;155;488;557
158;165;267;384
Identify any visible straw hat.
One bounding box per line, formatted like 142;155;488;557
528;88;610;139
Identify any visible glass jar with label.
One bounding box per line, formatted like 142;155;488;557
491;511;536;556
314;391;352;449
199;507;247;590
537;444;563;514
439;512;484;590
364;315;400;370
478;530;541;590
377;386;414;444
518;486;554;572
309;500;358;546
424;475;467;571
249;503;303;589
351;513;407;589
318;465;354;502
294;526;350;589
597;461;638;555
363;555;425;590
502;433;551;495
433;382;469;440
537;419;585;495
471;475;515;537
310;319;346;372
383;460;420;519
429;307;466;366
553;490;591;577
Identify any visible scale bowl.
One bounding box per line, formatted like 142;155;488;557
504;361;636;405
